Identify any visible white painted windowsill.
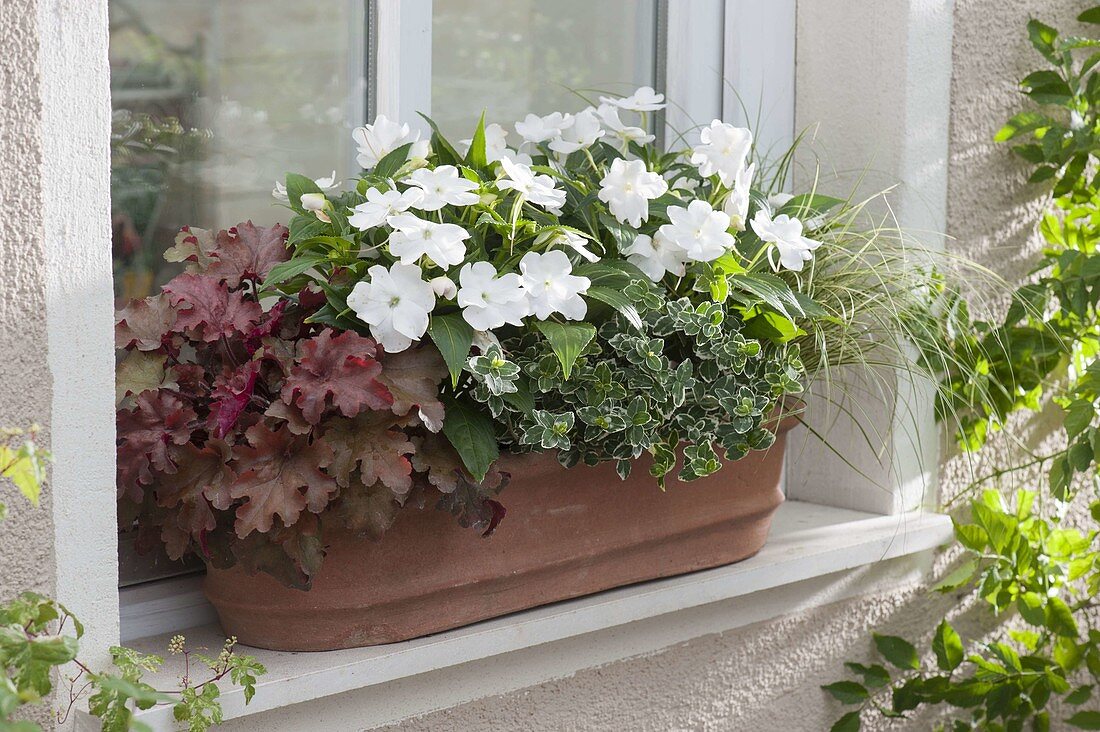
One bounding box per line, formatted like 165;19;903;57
91;500;953;730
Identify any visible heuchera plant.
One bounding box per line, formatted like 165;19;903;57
115;223;505;588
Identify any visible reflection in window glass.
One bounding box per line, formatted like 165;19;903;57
430;0;659;141
108;1;366;304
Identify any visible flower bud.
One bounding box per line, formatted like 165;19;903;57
429;275;458;300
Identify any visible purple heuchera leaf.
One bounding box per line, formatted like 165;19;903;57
209;361;261;439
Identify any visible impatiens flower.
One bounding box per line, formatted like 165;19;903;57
403;165;480;210
659;200;735;262
272;171;337;202
750;210;822;272
459;123;533;165
430;275;458;300
515;112;573;144
622;232;689;281
496;157;566;211
352;115;428;169
518;250;591;321
599;86;666;112
535;228;600;263
595;103;654;147
348;186;424;230
549;108;604;154
300;192;331;223
598;158;668;228
457;262;529;331
346;263;435;352
690;120;753;187
386;213;470;268
723;163;755;231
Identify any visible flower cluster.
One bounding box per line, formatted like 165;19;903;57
269;87;834;485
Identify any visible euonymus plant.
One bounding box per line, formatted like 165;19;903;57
828;8;1100;730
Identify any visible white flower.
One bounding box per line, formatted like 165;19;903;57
518;250;590;321
352;115;429;169
549;108;604;154
768;192;794;209
496;157;566;211
595;103;654;147
346;263;435;352
348;187;424;230
458;123;533;165
622;232;688;282
300;192;331;223
272;171;337;202
599;86;666;112
598;158;668;228
403;165;480;211
429;275;457;300
536;228;600;263
659;200;735;262
1071;110;1087;131
723;163;755;231
515;112;573;144
386;213;470;268
751;210;822;272
457;262;529;331
691;120;753;187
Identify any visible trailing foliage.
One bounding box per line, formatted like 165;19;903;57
830;8;1100;730
0;429;264;730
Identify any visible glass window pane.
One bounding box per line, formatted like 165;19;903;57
430;0;659;140
109;1;367;304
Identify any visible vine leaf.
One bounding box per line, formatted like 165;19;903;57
932;619;964;671
873;633;920;670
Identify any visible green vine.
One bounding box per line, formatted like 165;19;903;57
828;7;1100;731
0;428;264;731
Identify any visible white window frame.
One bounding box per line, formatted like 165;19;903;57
90;0;959;725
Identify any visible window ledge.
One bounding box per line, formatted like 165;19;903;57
102;501;951;730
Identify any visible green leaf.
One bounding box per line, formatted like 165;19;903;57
441;396;499;483
932;557;979;592
1067;685;1093;705
284;173;323;211
778;193;845;218
873;633;920;670
1027;19;1060;62
843;662;890;688
373;142;415;179
729;272;811;320
534;321;596;380
995;112;1051;142
743;310;805;344
1046;596;1079;638
262;255;328;289
418;113;463;166
821;681;868;704
465;111;489;168
1068;711;1100;729
932;619;964;671
829;711;861;732
1019;591;1047;626
1079;7;1100;24
585;286;644;330
428;313;475;387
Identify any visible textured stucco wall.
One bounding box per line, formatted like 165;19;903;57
1;1;117;725
0;0;55;601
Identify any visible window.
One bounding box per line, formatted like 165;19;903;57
112;0;796;610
